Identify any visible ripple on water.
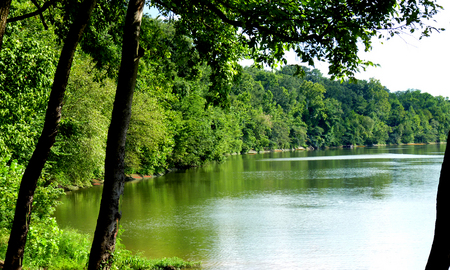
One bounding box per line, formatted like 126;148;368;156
259;153;443;162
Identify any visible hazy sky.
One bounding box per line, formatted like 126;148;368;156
317;1;450;98
145;1;450;98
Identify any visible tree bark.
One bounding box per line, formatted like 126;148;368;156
2;0;97;268
0;0;12;51
88;0;144;269
425;130;450;270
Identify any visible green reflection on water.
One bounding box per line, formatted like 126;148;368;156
54;144;445;269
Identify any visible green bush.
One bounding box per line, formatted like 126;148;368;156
46;229;91;270
0;156;23;229
125;91;174;175
0;155;64;268
48;54;116;186
0;21;57;164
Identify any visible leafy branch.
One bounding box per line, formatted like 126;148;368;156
6;0;58;26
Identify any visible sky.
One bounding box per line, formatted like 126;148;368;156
145;1;450;98
312;1;450;98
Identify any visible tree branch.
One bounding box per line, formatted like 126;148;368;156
6;0;57;24
29;0;48;29
203;1;325;44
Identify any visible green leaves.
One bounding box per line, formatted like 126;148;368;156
125;90;174;175
0;18;57;163
151;0;442;80
48;53;116;186
0;157;22;229
1;0;446;192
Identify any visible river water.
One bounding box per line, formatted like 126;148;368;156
55;144;445;269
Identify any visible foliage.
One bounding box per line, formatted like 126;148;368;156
0;18;57;163
0;154;64;268
239;66;450;148
123;59;450;172
0;157;23;229
1;14;449;180
125;90;174;175
47;53;116;186
1;223;197;270
152;0;443;81
49;228;92;270
110;238;201;270
24;218;62;268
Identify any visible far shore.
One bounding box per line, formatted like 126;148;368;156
60;141;446;191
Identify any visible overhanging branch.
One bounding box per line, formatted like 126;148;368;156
203;1;327;44
6;0;57;24
30;0;48;29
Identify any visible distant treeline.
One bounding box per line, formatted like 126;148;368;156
233;65;450;149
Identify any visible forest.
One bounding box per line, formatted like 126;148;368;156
1;0;449;269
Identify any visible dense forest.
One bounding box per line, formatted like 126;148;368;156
1;0;448;268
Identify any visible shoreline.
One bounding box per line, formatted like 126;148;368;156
63;141;446;191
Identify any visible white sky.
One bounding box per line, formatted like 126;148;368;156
146;2;450;98
314;1;450;98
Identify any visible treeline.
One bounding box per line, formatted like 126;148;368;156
121;61;450;177
234;66;450;148
1;17;449;188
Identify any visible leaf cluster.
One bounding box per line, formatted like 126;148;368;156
151;0;443;82
0;16;58;162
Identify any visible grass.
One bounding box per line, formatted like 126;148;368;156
0;227;200;270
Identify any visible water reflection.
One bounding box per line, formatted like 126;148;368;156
55;144;445;270
261;153;443;161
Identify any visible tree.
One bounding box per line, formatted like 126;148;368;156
0;21;57;164
426;130;450;269
3;0;97;268
0;0;12;50
1;0;59;51
88;0;144;268
298;81;327;147
153;0;442;78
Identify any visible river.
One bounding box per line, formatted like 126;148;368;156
54;144;445;269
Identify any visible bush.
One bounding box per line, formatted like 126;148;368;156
0;156;23;229
48;54;115;186
0;155;65;268
0;21;57;164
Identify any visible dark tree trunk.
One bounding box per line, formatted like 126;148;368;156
0;0;12;50
2;0;97;268
425;131;450;270
88;0;144;269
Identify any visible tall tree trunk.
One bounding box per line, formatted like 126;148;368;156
425;131;450;270
88;0;144;269
2;0;97;268
0;0;12;50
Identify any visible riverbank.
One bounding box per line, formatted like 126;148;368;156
68;141;445;190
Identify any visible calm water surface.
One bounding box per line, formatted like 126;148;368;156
55;145;445;269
